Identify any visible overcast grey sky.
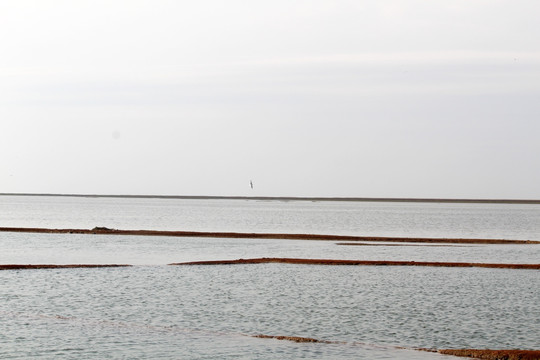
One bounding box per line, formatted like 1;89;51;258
1;0;539;198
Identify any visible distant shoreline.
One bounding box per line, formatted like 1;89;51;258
1;193;540;204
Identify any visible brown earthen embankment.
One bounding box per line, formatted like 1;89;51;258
0;264;131;270
1;227;538;245
170;257;540;269
252;335;540;359
336;242;469;247
437;349;540;359
253;334;338;343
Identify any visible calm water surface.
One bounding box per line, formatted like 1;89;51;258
1;233;540;265
1;195;540;239
1;266;538;359
1;196;539;359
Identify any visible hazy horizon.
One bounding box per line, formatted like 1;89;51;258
2;1;540;199
2;192;540;203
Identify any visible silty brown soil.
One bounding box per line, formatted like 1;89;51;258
1;226;539;245
0;264;131;270
253;334;339;343
336;242;470;247
169;257;540;269
437;349;540;359
252;335;540;359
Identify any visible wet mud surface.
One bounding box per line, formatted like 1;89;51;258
254;334;540;359
437;349;540;359
253;334;337;343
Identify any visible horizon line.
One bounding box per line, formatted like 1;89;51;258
1;193;539;204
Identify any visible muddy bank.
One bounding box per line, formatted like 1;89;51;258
0;264;131;270
253;334;338;343
170;258;540;269
437;349;540;359
1;226;538;245
336;242;470;247
252;335;540;359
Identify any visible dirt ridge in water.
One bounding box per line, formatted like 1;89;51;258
170;257;540;269
0;264;131;270
253;334;339;343
437;349;540;359
1;227;538;244
253;335;540;359
336;242;470;247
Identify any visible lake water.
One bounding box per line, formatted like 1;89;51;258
1;195;539;359
2;195;540;240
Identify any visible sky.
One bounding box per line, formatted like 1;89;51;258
1;0;540;198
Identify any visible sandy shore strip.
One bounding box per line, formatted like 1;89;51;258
0;264;131;270
1;226;538;245
170;258;540;269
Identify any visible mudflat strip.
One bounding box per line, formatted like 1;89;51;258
253;334;338;343
436;349;540;359
170;258;540;269
336;242;470;247
1;226;538;244
253;335;540;359
0;264;131;270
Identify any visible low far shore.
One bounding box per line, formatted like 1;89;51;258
1;226;539;244
1;193;540;204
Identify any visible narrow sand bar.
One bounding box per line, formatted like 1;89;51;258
336;242;472;247
253;335;540;359
433;349;540;360
0;264;131;270
170;258;540;269
1;227;539;245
